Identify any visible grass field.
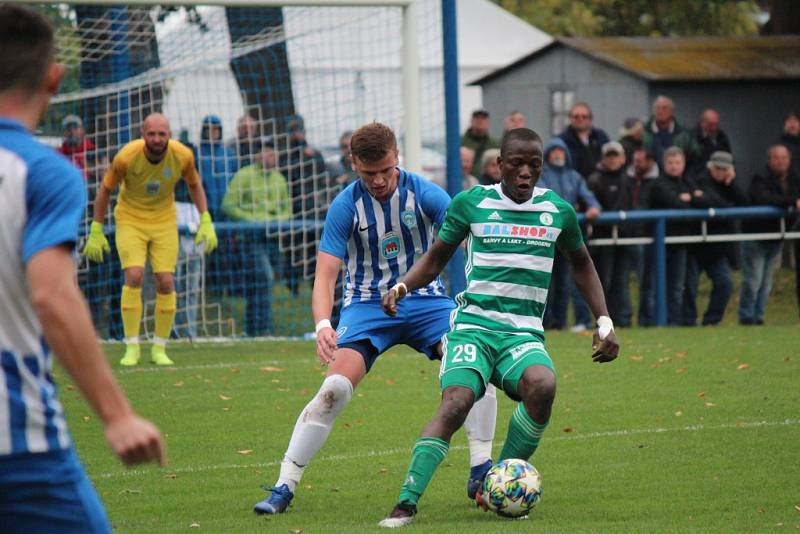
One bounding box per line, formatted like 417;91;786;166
59;317;800;533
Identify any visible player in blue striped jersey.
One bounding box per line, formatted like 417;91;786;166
254;122;497;514
0;7;164;532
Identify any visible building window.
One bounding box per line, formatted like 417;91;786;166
551;89;574;135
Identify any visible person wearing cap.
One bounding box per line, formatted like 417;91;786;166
587;141;634;327
618;117;644;165
461;108;500;177
688;108;732;179
683;151;747;326
59;113;96;178
198;114;238;219
740;144;800;325
558;102;610;180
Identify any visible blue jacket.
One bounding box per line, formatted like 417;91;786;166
198;115;238;219
538;137;600;211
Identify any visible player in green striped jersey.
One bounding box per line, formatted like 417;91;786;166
378;128;619;527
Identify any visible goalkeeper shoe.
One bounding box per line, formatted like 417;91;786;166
119;344;140;367
467;459;493;500
253;484;293;515
150;345;174;366
378;502;416;528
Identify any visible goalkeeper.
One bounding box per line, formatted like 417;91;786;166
84;113;217;366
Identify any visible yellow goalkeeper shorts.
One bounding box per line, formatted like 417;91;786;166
116;222;178;273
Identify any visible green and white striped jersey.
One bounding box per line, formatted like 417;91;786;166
438;183;584;337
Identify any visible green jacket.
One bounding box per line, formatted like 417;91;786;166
222;164;291;222
642;118;701;163
461;128;500;177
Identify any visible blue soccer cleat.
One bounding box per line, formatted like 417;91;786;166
253;483;294;515
467;459;493;500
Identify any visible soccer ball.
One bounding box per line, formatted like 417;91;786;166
480;459;542;518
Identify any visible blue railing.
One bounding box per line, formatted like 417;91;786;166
578;206;799;326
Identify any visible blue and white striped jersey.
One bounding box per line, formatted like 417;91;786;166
319;168;449;306
0;118;84;456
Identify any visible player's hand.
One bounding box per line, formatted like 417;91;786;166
195;211;218;254
381;282;408;317
316;326;338;365
591;321;619;363
104;414;165;467
82;221;110;263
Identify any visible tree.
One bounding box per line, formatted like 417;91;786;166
491;0;761;37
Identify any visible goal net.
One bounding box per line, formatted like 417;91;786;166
35;1;449;339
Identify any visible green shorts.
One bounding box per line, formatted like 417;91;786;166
439;327;555;402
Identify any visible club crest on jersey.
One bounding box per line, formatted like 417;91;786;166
381;231;401;259
163;168;172;179
401;209;417;228
539;212;553;226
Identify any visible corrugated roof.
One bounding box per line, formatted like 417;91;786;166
470;36;800;85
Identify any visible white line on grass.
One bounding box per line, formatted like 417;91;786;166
93;418;798;480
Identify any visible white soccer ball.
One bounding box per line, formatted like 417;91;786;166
480;458;542;518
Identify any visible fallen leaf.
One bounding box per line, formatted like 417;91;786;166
674;411;683;417
379;468;388;474
562;427;574;433
697;392;706;397
259;366;284;372
343;423;352;429
66;385;75;391
737;364;750;370
222;407;231;412
357;393;365;398
82;416;91;422
795;504;800;512
173;381;184;387
385;379;396;385
189;522;200;528
164;473;177;479
579;330;592;337
278;388;290;392
290;529;302;534
676;368;687;374
629;355;643;362
304;484;313;490
758;507;767;514
219;395;231;401
331;486;340;492
237;449;253;455
119;489;142;494
705;402;716;407
230;368;240;373
271;379;280;384
650;363;660;369
676;351;688;359
736;420;745;427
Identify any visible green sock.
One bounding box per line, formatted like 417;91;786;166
498;403;549;461
397;437;450;506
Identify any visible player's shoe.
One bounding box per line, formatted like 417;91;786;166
119;344;140;366
150;345;174;366
467;459;493;500
253;484;294;515
378;502;417;528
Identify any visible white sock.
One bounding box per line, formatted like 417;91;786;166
276;374;354;491
464;383;497;467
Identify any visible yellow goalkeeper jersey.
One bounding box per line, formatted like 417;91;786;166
103;139;200;226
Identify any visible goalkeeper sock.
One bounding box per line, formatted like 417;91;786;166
397;437;449;506
154;291;177;342
498;403;549;462
120;286;142;343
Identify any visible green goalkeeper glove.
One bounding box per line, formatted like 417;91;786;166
195;211;218;254
82;221;110;263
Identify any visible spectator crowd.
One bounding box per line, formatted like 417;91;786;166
57;99;800;337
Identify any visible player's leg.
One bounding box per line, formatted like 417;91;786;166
150;225;179;365
116;224;147;365
381;330;491;527
495;339;556;462
254;347;366;514
402;295;497;499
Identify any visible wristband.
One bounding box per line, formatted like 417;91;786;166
596;315;614;340
390;282;408;298
315;319;332;334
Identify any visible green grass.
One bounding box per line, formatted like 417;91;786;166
59;317;800;533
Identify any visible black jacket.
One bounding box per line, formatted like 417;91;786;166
779;132;800;177
689;127;732;179
647;173;708;236
692;171;749;259
558;125;610;180
587;164;633;237
744;168;800;234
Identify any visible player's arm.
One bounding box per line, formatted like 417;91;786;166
382;237;458;317
187;179;209;214
312;251;343;364
565;244;619;363
27;245;165;466
82;159;120;262
184;154;217;253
